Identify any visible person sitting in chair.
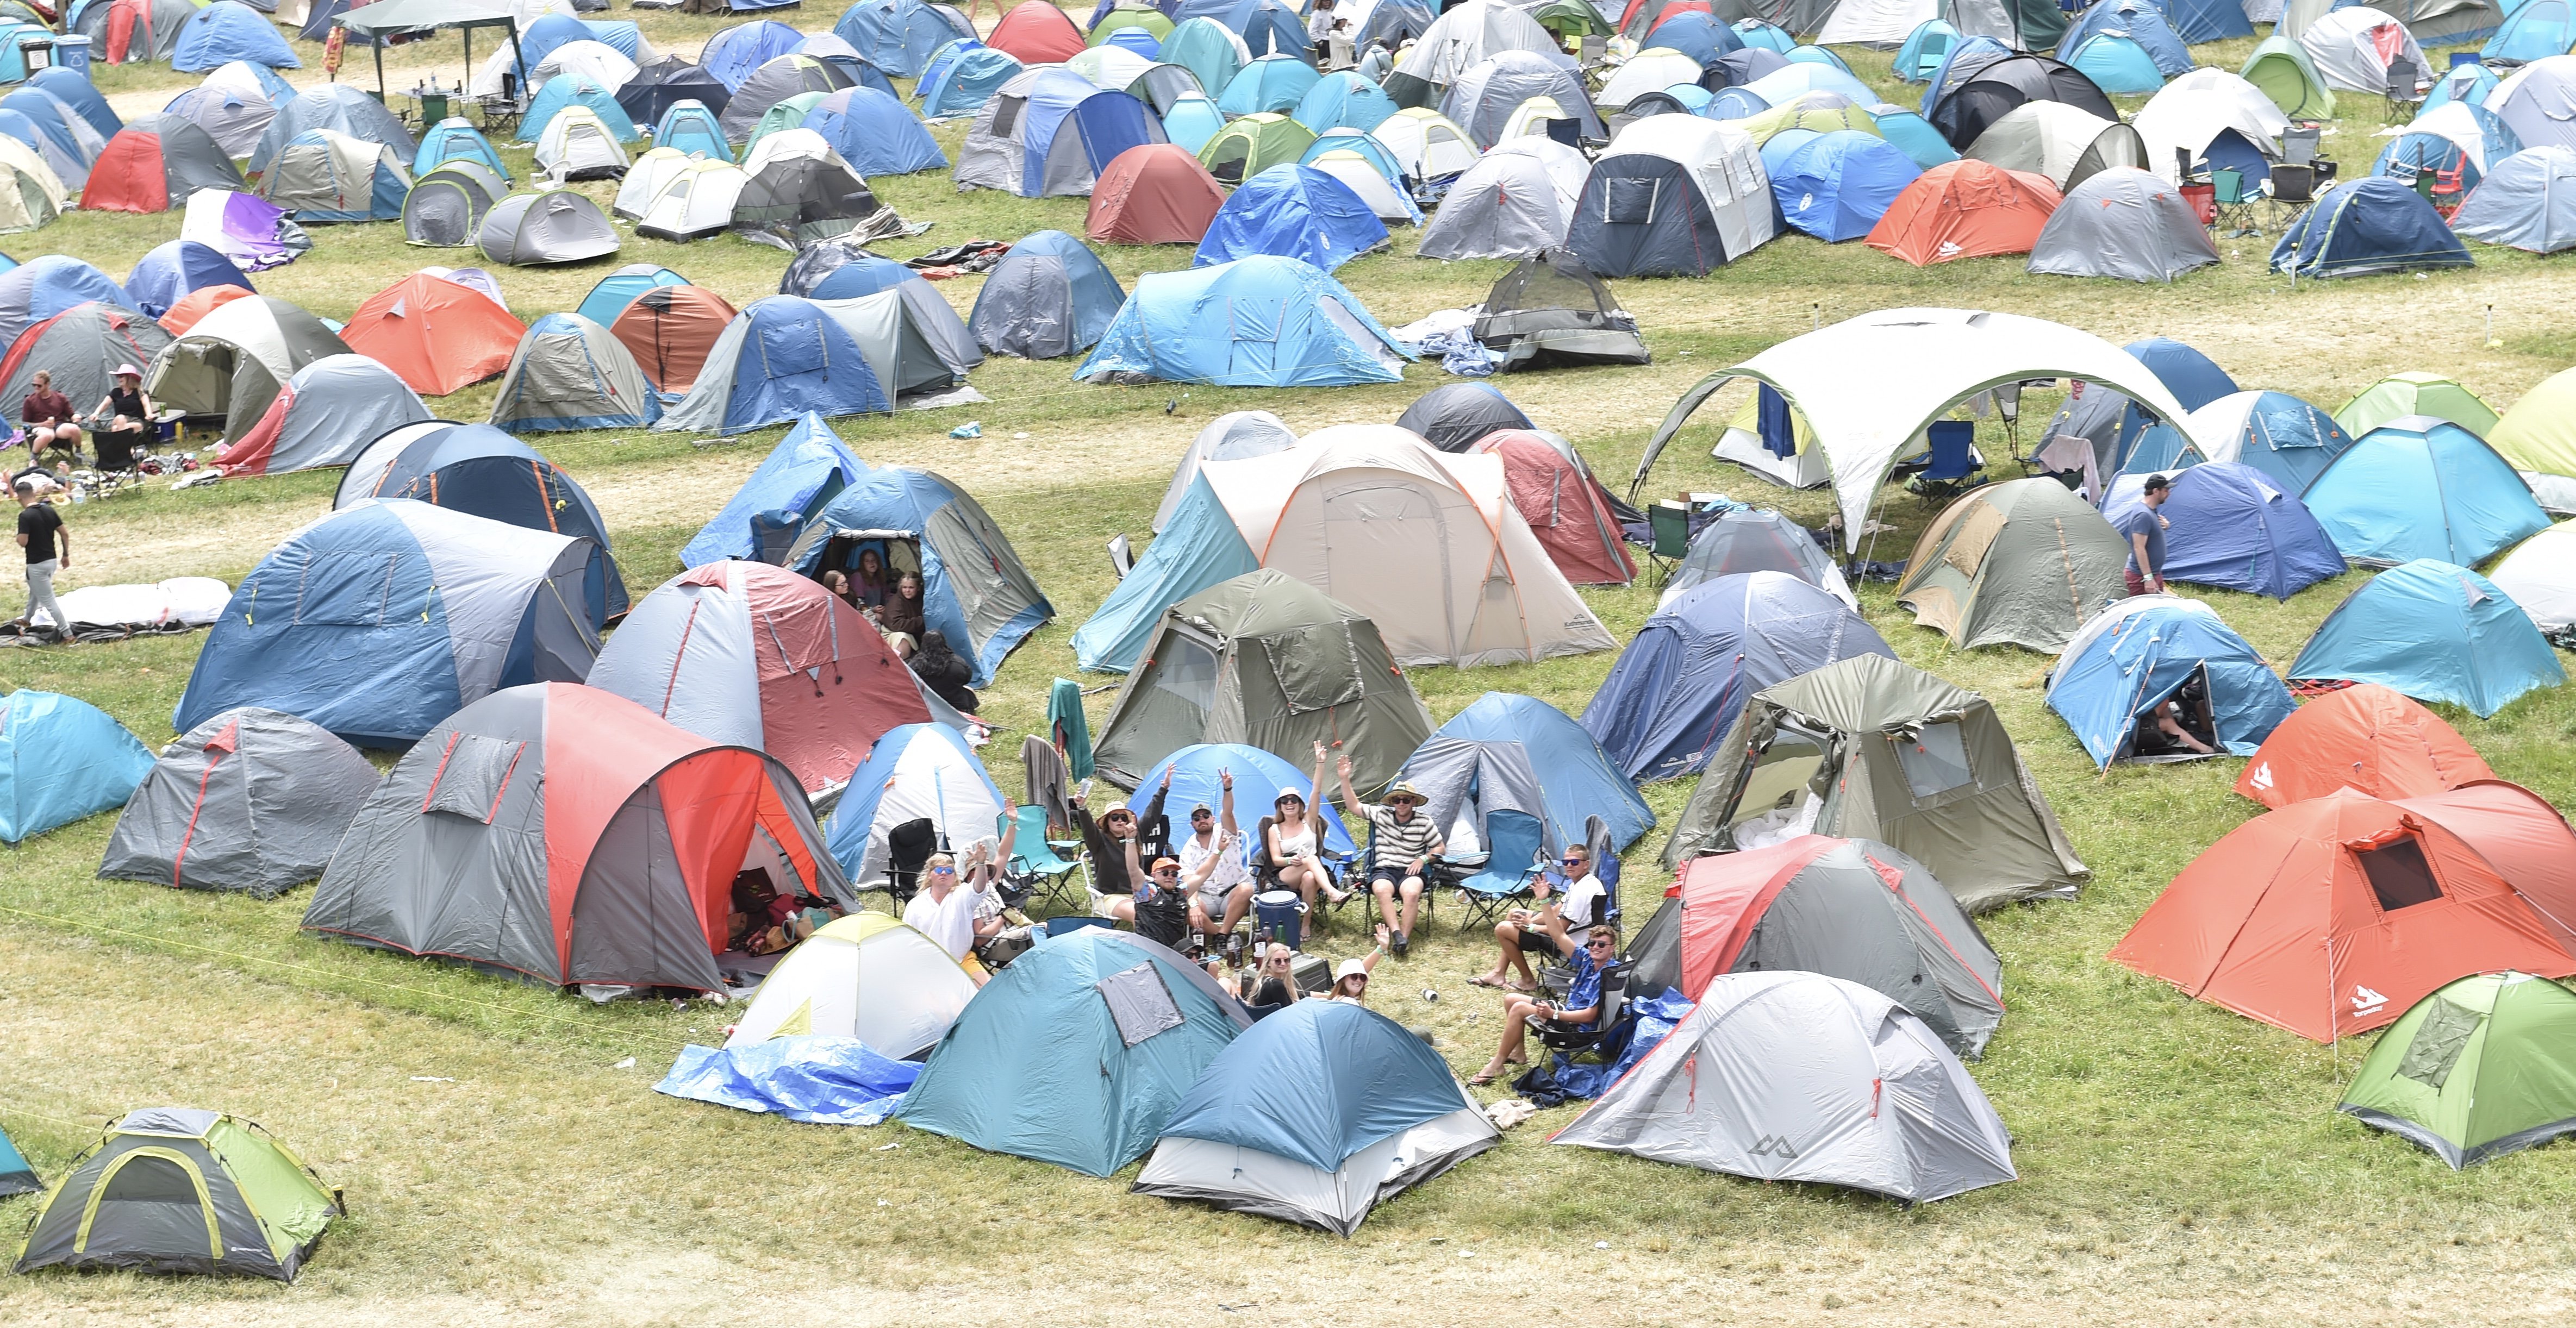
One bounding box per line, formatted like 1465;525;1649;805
1471;925;1613;1086
1271;745;1354;916
19;371;80;467
1179;769;1255;938
85;365;152;473
1330;926;1392;1005
1471;843;1605;993
1245;941;1304;1013
1331;755;1442;958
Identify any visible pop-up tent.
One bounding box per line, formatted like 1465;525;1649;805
823;721;1006;885
1770;130;1921;243
479;191;621;267
340;272;525;397
2288;560;2563;719
2044;595;2294;768
1;690;155;845
683;412;868;567
721;912;977;1056
1077;256;1409;387
1397;691;1654;856
1896;478;2128;652
486;312;660;433
2236;682;2493;809
215;354;429;478
968;229;1126;360
2341;972;2576;1168
11;1109;340;1282
784;465;1051;687
1662;506;1853;607
2028;166;2219;282
335;422;628;618
146;293;352;444
2097;463;2345;600
97;707;378;898
2303;416;2548;568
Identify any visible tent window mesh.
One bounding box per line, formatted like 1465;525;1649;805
1893;722;1974;799
2358;837;2442;912
2396;996;2483;1089
1151;634;1219;716
1603;177;1659;224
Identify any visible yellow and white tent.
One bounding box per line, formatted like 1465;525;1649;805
725;913;977;1058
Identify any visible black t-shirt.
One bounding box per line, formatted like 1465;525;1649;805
108;388;146;421
18;501;61;564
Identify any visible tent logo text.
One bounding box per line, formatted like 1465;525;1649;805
2248;762;2273;791
2352;985;2388;1018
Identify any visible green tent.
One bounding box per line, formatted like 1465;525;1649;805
1091;568;1434;797
2336;371;2501;441
745;91;829;158
2488;365;2576;511
1089;7;1174;43
14;1108;341;1281
2240;35;2335;120
1894;477;2130;654
1197;112;1317;186
2341;973;2576;1168
1737;103;1882;145
1531;0;1616;37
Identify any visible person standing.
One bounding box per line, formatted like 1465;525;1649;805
2123;474;2173;596
14;475;68;644
1307;0;1346;67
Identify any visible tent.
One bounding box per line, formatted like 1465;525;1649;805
1926;54;2115;150
0;302;172;429
1665;651;2087;908
2156;390;2355;494
1394;382;1531;453
652;103;732;163
918;42;1021;118
0;134;64;235
2028;166;2220;283
531;41;641;99
1568;115;1775;277
988;0;1086;62
413;117;512;182
1894;478;2126;652
2304;416;2548;568
1439;50;1600;148
398;158;504;246
216;354;431;477
968;230;1125;360
2241;33;2336;119
2493;56;2576;154
828;0;973;77
2374;102;2523;192
2288;560;2562;718
82;116;241;215
1195;111;1318;186
576;263;688;328
1305;149;1423;224
2110;782;2576;1041
533;105;632;180
341;272;526;396
1396;691;1653;855
1162;15;1250;96
2159;0;2253;40
11;1108;339;1282
718;57;859;145
1220;54;1323;117
2453;146;2576;257
127;241;250;323
1464;430;1636;586
2340;972;2576;1168
681;412;868;567
2132;68;2288;183
1552;971;2016;1202
1087;143;1226;243
1370;108;1483;185
2490;1;2570;64
702;18;807;90
589;560;944;795
1293;70;1398;135
646;297;890;431
953;66;1104;195
619;56;731;127
78;0;196;64
307;682;851;988
1077;256;1408;387
1152;417;1296;538
618;153;748;240
2095;463;2343;599
0;257;135;351
1768;130;1920;242
172;1;300;73
1629;835;2004;1057
1662;506;1851;608
2063;34;2167;95
479;191;621;266
2043;595;2296;767
822;722;1007;884
0;1123;30;1197
729;140;890;247
487;313;659;432
2337;371;2499;441
1115;742;1358;849
2487;366;2576;515
1136;1001;1497;1235
0;95;98;195
145;293;351;443
1867;160;2060;265
2300;8;2427;96
1963;102;2147;193
521;76;641;146
0;690;154;845
1418;148;1576;258
2236;682;2492;808
802;86;947;178
97;707;378;898
722;913;977;1055
251;85;412;177
783;466;1051;687
898;927;1248;1176
159;285;260;337
1386;0;1575;107
334;421;627;616
585;286;723;399
1894;19;1961;81
1473;245;1654;372
1191;162;1390;271
2057;0;2192;78
797;256;981;382
2424;57;2498;113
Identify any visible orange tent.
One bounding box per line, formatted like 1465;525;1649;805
610;284;737;394
339;273;528;397
2109;782;2576;1042
2236;683;2495;809
1865;161;2062;267
158;285;255;337
1469;430;1637;586
1088;143;1228;245
988;0;1086;62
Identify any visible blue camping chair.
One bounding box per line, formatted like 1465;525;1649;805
1450;809;1547;934
1003;804;1086;911
1908;419;1983;502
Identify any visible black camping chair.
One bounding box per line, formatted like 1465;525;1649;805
884;817;938;912
1532;960;1635;1062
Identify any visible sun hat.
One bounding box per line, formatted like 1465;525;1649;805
1382;780;1427;804
113;364;141;378
1335;958;1370;982
1274;786;1306;803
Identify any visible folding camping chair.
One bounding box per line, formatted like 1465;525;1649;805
1908;421;1982;503
2280;126;2322;167
1250;813;1352;936
2265;162;2318;229
884;818;938;912
2429;161;2468;217
1449;809;1548;934
2211;167;2261;237
1531;960;1636;1062
1106;534;1132;580
1645;500;1691;585
1003;805;1086;912
2385;57;2422;124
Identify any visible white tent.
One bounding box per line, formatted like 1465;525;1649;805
741;126;847;177
637;158;750;241
2300;9;2427;95
2492;58;2576;154
1308;150;1424;223
1417;149;1571;259
2133;68;2290;182
1196;424;1618;667
613;147;695;219
2488;522;2576;635
2378;101;2513;176
1154;411;1299;533
1598;49;1704;110
537;105;629;180
1818;0;1936;47
531;40;639;94
1396;0;1574;94
1371;108;1482;181
1964;101;2149;190
1485;136;1592;206
835;725;1006;886
722;913;979;1057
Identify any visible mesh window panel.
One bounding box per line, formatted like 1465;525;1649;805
2396;995;2483;1089
2358;837;2442;912
1893;721;1974;799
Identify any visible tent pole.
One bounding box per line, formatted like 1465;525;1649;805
512;26;529;103
464;28;472;88
375;39;385;101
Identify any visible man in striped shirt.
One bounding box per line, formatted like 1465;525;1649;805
1333;753;1443;959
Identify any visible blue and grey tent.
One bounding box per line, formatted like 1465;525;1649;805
2043;335;2236;481
2153;0;2251;41
1772;130;1921;241
575;264;687;328
2064;34;2168;95
1293;70;1398;134
123;240;250;320
803;86;949;176
2100;464;2346;599
651;297;894;431
1071;474;1260;671
2043;596;2294;767
918;41;1021;117
171;1;298;73
2303;416;2550;567
1733;18;1796;51
1920;34;2014;116
1194;164;1389;270
2424;59;2499;112
520;78;640;143
1401;692;1654;854
1163;92;1227;152
29;67;121;141
2451;145;2576;253
899;927;1249;1177
618;57;732;127
1136;1001;1497;1235
652;101;731;160
703;20;808;90
2166;390;2356;494
260;129;409;223
823;719;1007;879
1220;54;1322;117
2288;560;2565;718
0;91;102;185
2059;0;2192;76
251;85;414;176
0;256;135;349
413;117;510;181
788;466;1053;686
1894;21;1960;82
1201;0;1307;57
1077;256;1409;387
335;421;630;617
796;256;983;381
682;411;868;567
0;690;154;845
969;229;1127;359
1581;571;1896;783
834;0;976;77
1646;13;1741;65
1121;743;1358;853
2374;102;2522;192
2272;177;2475;278
2485;0;2569;64
0;1122;35;1196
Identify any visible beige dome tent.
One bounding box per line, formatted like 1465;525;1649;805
0;135;65;232
1895;477;2130;652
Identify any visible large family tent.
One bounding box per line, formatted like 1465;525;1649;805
1568;115;1775;278
215;354;431;478
480;191;622;266
588;560;946;796
1769;130;1921;243
1398;691;1654;856
10;1109;339;1282
2300;8;2427;95
1395;381;1532;453
1664;654;2089;911
1136;1001;1498;1236
721;913;976;1055
784;466;1052;687
2236;682;2493;809
834;0;975;77
2452;146;2576;256
919;42;1021;117
82;116;242;214
1867;160;2061;265
1552;971;2016;1203
1078;256;1408;387
1197;111;1319;185
2241;33;2336;118
2487;365;2576;512
124;241;252;321
335;422;629;617
968;229;1125;359
2303;416;2548;567
172;1;300;73
305;682;853;990
2273;177;2474;278
646;298;890;430
0;690;154;845
251;86;413;177
0;302;172;428
803;86;948;177
682;412;868;566
145;294;353;443
486;313;659;431
1585;573;1894;783
2043;596;2295;767
96;707;377;898
1661;505;1854;608
1630;835;2004;1057
172;501;608;747
2097;464;2344;599
1467;430;1637;586
341;272;526;397
1927;54;2116;149
1090;569;1435;793
2028;166;2221;281
401;160;508;247
2288;560;2563;718
990;0;1088;62
2340;972;2576;1168
1894;478;2127;652
899;928;1248;1176
821;722;1005;884
1194;164;1388;271
2111;782;2576;1041
1087;142;1227;242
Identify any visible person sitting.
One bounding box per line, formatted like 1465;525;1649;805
727;871;828;956
851;547;892;609
877;571;926;656
1178;768;1256;938
19;371;79;467
903;834;1008;984
1472;842;1606;993
2133;697;2216;757
85;366;152;473
909;629;978;715
1245;941;1303;1013
820;569;854;606
1472;924;1614;1085
1331;754;1442;958
1074;779;1181;940
1270;746;1354;917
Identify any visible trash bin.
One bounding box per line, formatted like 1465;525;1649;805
52;35;88;73
17;38;52;74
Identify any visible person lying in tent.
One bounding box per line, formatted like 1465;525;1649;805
1471;925;1614;1086
1472;842;1606;993
727;870;834;956
911;630;980;715
2132;675;2216;759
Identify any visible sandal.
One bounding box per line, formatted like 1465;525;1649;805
1468;1069;1502;1087
1468;973;1510;989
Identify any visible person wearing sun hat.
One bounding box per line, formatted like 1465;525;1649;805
85;364;153;473
1331;749;1443;959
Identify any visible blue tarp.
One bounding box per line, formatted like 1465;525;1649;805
653;102;731;160
1077;257;1409;387
791;468;1053;686
2065;34;2167;94
1646;12;1742;65
2101;464;2346;599
348;423;628;617
2303;417;2550;567
0;690;153;845
1412;692;1655;851
2061;0;2192;78
1292;71;1397;134
703;20;807;91
2152;0;2252;41
656;1036;920;1125
1219;54;1321;117
123;241;251;320
804;86;949;175
1156;1001;1462;1171
575;264;686;329
2288;560;2565;718
521;78;640;143
2272;177;2476;279
683;411;868;567
1894;21;1958;82
0;256;136;349
835;0;976;77
414;118;510;180
919;41;1021;117
1580;572;1895;782
2045;598;2294;767
1773;130;1920;241
1194;164;1388;270
1072;476;1259;671
171;1;298;73
1122;743;1358;854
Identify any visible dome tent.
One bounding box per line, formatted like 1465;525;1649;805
1771;130;1921;242
1119;743;1359;851
534;105;633;180
0;690;154;845
657;101;733;160
2341;973;2576;1169
2452;146;2576;256
2300;8;2427;96
620;153;750;241
400;160;507;247
1868;160;2062;266
681;412;868;567
1963;101;2147;193
2488;365;2576;513
251;85;411;177
1220;54;1322;117
1294;70;1398;135
1926;53;2115;150
2288;560;2563;719
721;912;977;1056
1418;149;1574;258
2098;463;2344;599
2236;682;2492;809
618;56;731;126
645;297;890;432
520;76;641;145
702;18;807;91
97;707;377;898
2241;33;2336;119
718;56;859;145
1303;149;1421;224
488;313;660;432
215;354;430;478
1568;115;1776;277
799;255;983;383
0;256;134;350
341;272;526;397
2163;390;2354;494
336;421;627;614
1439;49;1601;148
2043;596;2295;768
1396;691;1653;856
1152;411;1297;534
1195;164;1388;271
822;722;1007;885
2336;371;2499;441
784;466;1053;688
1468;430;1638;585
11;1109;340;1282
1196;110;1318;185
1895;478;2128;652
2304;416;2548;568
990;0;1087;62
126;241;252;320
2028;166;2219;283
1073;472;1262;673
833;0;975;78
145;293;352;443
954;66;1105;196
480;191;621;266
1078;257;1409;387
77;0;196;65
1661;505;1854;607
1089;142;1230;243
0;302;171;429
413;116;512;181
82;115;243;214
2373;102;2522;192
918;41;1021;117
1395;381;1532;453
171;1;298;73
968;229;1126;360
802;86;948;177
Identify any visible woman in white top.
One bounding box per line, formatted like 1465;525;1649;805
1269;744;1352;918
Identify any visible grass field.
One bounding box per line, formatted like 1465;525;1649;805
10;10;2576;1325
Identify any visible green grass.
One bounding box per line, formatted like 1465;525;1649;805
10;12;2576;1325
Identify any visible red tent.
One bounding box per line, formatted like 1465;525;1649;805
339;273;528;396
989;0;1087;62
2109;783;2576;1041
2236;683;2494;809
83;118;244;214
1088;143;1228;243
610;284;737;394
158;284;255;336
1469;430;1637;586
1866;161;2061;267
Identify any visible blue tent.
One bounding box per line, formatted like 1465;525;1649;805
1731;18;1794;49
124;241;252;320
0;92;97;186
2153;0;2252;41
1072;475;1259;671
1646;13;1742;65
0;690;153;845
1105;27;1162;59
1194;164;1389;271
834;0;975;77
665;298;893;431
1786;44;1851;72
899;927;1248;1176
251;85;414;176
171;2;298;73
1164;17;1248;96
1581;572;1895;782
521;78;641;143
2303;417;2550;567
1077;257;1410;388
2064;34;2167;93
2102;336;2240;474
806;253;918;300
682;411;868;567
2174;390;2356;493
1709;86;1776;120
29;67;121;141
2044;597;2293;767
515;12;592;73
824;721;1007;875
2061;0;2193;75
582;19;650;62
789;467;1055;686
2451;144;2576;254
703;20;807;91
1220;54;1322;117
1867;103;1961;170
1163;93;1227;152
0;108;82;192
336;422;629;618
414;118;510;181
919;41;1021;117
2288;560;2564;718
653;101;731;160
173;501;612;748
0;256;136;350
1407;692;1654;852
1894;21;1960;82
1292;70;1397;134
1122;742;1358;854
2101;464;2346;599
1043;89;1165;196
1773;130;1920;241
575;264;686;329
1206;0;1307;57
1300;129;1405;182
2485;1;2569;62
0;1121;35;1196
2374;104;2521;192
803;86;948;176
968;229;1127;360
2424;60;2500;112
2272;178;2475;279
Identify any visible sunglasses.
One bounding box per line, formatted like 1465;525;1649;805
1152;867;1180;877
1192;812;1214;820
1265;957;1291;968
1561;856;1585;866
1586;938;1615;950
928;867;957;878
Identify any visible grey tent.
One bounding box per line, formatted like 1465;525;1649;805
165;62;286;159
1418;152;1574;260
250;84;416;176
1961;101;2145;192
1471;248;1651;371
1395;381;1531;452
145;294;354;444
1438;49;1604;149
1662;652;2090;912
2028;166;2221;283
402;160;508;246
1092;568;1436;795
487;313;658;431
967;230;1127;360
1895;478;2129;652
217;353;430;477
1661;506;1855;608
718;55;853;144
12;1108;342;1282
1552;971;2017;1203
731;153;883;248
96;707;379;899
0;301;174;431
1626;835;2005;1057
1129;62;1207;116
478;190;621;266
1153;410;1298;532
2450;145;2576;255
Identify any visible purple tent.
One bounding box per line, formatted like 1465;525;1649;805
181;189;310;273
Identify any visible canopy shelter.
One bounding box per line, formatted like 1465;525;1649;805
335;0;528;109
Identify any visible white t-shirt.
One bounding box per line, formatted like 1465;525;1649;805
1179;829;1249;892
1554;872;1605;929
902;884;981;960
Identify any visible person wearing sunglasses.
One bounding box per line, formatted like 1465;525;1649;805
1246;941;1304;1012
1179;768;1257;938
1330;925;1395;1005
1471;842;1605;993
902;820;1015;980
1072;775;1178;942
1472;925;1616;1086
1329;746;1442;959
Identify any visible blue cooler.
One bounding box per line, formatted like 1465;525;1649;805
1253;889;1306;948
52;36;87;73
